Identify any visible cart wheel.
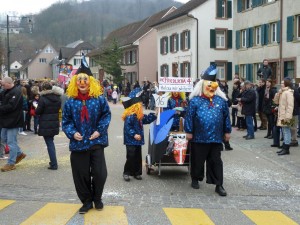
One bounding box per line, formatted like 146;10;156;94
145;155;151;175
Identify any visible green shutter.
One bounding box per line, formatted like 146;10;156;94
235;65;239;73
227;1;232;18
252;0;258;7
180;33;184;50
237;0;242;13
227;62;232;81
236;30;240;49
249;27;253;48
217;0;223;18
261;24;265;45
210;29;216;48
167;65;169;77
188;30;191;49
160;65;163;76
176;34;179;51
180;63;184;77
169;36;173;52
246;64;253;82
287;16;294;42
246;28;250;48
265;24;269;45
277;20;281;43
188;63;191;77
160;38;163;54
166;38;169;53
227;30;232;49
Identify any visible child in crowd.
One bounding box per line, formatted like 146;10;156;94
31;94;40;134
112;88;118;104
231;102;245;131
121;88;157;181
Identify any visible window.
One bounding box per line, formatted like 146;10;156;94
284;61;294;79
221;1;226;18
253;63;260;82
73;58;81;66
254;26;261;45
160;37;168;54
172;63;178;77
180;30;190;50
161;64;169;77
216;63;226;80
240;64;247;78
170;34;179;53
241;29;247;48
216;30;226;48
243;0;252;10
297;15;300;39
217;0;232;18
45;46;53;53
180;62;190;77
39;58;47;63
270;22;277;43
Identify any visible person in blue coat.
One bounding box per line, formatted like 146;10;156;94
121;88;156;181
184;64;231;196
62;56;111;214
165;92;186;131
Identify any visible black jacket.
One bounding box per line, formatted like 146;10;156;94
293;87;300;116
35;86;63;137
241;89;256;116
256;85;266;111
257;65;272;80
262;87;277;115
0;85;23;128
231;88;240;105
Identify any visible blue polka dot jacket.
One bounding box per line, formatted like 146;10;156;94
124;113;156;146
184;95;231;143
62;96;111;151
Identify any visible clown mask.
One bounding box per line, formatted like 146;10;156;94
76;73;90;94
203;80;218;98
172;92;179;98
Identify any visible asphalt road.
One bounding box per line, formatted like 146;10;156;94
0;102;300;225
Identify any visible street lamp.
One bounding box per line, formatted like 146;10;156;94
6;15;32;77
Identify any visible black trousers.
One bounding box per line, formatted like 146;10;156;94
231;108;237;126
70;145;107;204
237;117;246;129
191;142;223;185
266;113;274;136
123;145;142;176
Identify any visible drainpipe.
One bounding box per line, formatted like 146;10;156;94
187;14;199;79
279;0;283;83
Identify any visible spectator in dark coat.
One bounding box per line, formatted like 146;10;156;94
262;79;277;139
256;79;267;130
35;82;63;170
290;83;300;146
237;81;256;139
257;59;272;80
231;80;240;127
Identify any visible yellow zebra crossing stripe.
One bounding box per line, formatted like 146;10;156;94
84;206;128;225
20;203;80;225
0;199;15;210
163;208;215;225
242;210;299;225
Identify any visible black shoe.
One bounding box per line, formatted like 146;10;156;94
215;185;227;196
267;135;273;139
48;166;58;170
278;144;290;155
123;174;130;182
259;127;267;130
264;135;269;138
191;179;199;189
225;146;233;151
276;149;283;154
79;202;93;214
245;136;255;140
290;142;298;147
134;175;142;180
94;200;104;211
242;135;248;138
271;144;279;147
280;137;284;141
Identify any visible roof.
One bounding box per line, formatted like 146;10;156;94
60;41;95;61
88;6;175;57
150;0;208;27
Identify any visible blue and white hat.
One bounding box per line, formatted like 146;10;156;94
121;87;143;109
201;64;218;81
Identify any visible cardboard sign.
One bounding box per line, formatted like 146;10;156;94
152;93;170;108
158;77;193;92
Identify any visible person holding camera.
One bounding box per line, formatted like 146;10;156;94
257;59;272;80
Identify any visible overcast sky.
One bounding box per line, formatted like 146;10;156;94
1;0;190;15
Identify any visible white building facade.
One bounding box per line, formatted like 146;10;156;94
153;0;234;82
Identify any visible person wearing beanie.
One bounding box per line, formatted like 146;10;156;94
62;55;111;214
184;64;231;196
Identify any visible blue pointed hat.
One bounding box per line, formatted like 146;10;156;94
75;53;93;76
202;64;218;81
121;87;143;109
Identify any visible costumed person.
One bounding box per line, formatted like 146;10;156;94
62;55;111;214
121;88;157;181
165;92;187;131
184;64;231;196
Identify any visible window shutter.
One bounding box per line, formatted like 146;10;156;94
246;28;250;48
237;0;242;13
265;24;269;45
246;64;253;82
261;24;265;45
277;20;281;43
188;30;191;49
227;62;232;81
227;30;232;49
188;63;191;78
287;16;294;42
160;65;163;77
167;65;169;77
166;38;169;53
249;27;253;48
160;38;163;54
235;64;239;73
252;0;257;7
169;36;173;52
236;30;240;49
227;1;232;18
210;29;216;48
180;63;184;77
180;33;184;50
176;34;179;51
217;0;223;18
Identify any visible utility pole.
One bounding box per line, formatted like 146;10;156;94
7;15;10;77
